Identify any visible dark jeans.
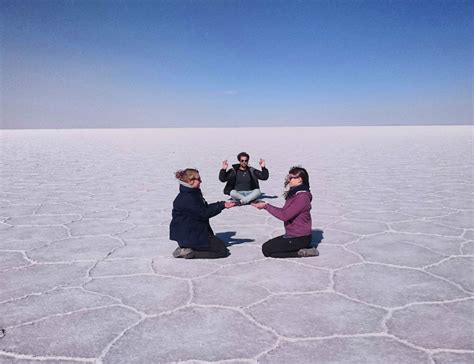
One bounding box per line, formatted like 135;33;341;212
193;235;230;259
262;234;312;258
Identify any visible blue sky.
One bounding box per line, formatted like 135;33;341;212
1;0;472;129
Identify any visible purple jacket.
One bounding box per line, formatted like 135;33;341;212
264;191;312;237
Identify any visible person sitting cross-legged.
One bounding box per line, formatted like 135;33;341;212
219;152;269;205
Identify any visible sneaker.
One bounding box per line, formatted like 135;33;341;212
172;247;194;259
297;247;319;257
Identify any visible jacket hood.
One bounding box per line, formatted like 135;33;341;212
179;184;201;194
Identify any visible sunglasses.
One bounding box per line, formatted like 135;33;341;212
240;159;248;162
287;175;300;181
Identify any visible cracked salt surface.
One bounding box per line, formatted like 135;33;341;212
0;126;472;363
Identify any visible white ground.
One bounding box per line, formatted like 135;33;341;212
0;126;472;363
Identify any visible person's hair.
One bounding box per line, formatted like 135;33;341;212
175;168;199;183
237;152;250;161
284;166;310;192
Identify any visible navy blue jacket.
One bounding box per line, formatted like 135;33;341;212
169;184;225;248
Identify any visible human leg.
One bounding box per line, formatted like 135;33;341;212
193;235;230;259
262;235;312;258
239;189;261;204
230;190;245;202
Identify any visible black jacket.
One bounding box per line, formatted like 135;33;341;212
219;164;269;195
169;185;225;248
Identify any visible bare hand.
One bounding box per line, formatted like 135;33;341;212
251;201;267;209
259;158;265;168
222;160;228;170
224;201;237;208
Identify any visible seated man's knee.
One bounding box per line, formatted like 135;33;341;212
243;189;261;204
230;190;240;199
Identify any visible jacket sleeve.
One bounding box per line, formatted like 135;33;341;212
178;195;225;221
253;167;269;180
204;201;226;219
264;193;309;222
219;169;232;182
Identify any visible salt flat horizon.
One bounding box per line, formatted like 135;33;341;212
0;125;472;363
1;123;472;131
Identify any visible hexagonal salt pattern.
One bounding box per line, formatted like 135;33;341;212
388;299;474;350
0;306;140;358
247;293;386;337
84;275;190;314
259;337;430;363
462;240;474;255
0;226;69;250
0;126;472;362
348;233;448;267
334;263;468;307
192;275;270;307
28;236;122;263
426;257;474;292
0;288;118;327
0;251;30;271
0;263;92;302
103;306;277;363
216;259;330;293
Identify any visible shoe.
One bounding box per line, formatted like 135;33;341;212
297;247;319;257
172;247;194;259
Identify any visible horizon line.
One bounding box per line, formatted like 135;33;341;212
1;123;472;131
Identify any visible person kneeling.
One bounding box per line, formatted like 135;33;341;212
170;168;236;259
252;166;318;258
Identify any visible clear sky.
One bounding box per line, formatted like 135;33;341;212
1;0;472;129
